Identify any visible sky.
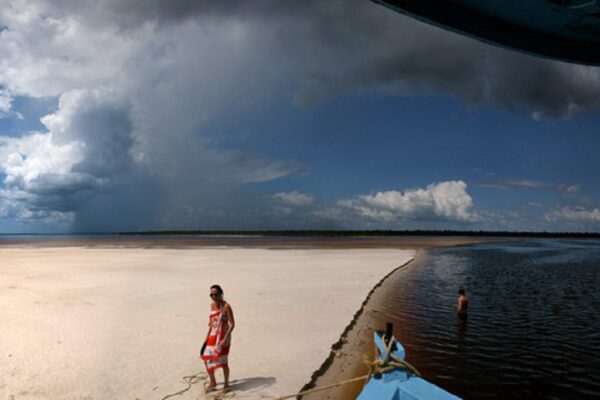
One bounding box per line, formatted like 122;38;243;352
0;0;600;233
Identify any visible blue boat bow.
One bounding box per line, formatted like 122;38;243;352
357;329;461;400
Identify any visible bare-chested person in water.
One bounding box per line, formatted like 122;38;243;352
457;287;468;320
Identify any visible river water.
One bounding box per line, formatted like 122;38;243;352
378;239;600;399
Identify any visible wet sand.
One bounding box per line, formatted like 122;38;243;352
0;246;414;399
301;253;421;400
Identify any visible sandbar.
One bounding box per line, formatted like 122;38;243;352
0;246;414;399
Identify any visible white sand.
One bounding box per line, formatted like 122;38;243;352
0;247;414;400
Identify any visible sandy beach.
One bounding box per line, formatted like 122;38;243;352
0;246;414;399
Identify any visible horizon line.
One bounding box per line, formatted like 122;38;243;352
1;229;600;238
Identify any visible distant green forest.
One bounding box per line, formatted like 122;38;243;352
117;230;600;238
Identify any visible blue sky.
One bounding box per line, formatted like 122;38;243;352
215;92;600;231
0;1;599;233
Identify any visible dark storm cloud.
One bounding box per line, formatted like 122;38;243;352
289;2;600;118
0;89;135;218
55;0;600;119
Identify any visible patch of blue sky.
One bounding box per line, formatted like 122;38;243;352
0;95;57;137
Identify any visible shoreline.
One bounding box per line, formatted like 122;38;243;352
0;235;493;250
298;248;429;400
298;256;416;398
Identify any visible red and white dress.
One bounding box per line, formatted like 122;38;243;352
200;308;230;372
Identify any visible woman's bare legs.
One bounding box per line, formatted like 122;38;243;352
204;370;217;393
222;365;230;392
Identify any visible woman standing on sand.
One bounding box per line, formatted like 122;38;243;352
201;284;235;394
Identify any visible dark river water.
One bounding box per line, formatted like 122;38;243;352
379;239;600;399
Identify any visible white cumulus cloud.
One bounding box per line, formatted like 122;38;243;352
547;207;600;223
338;180;478;223
0;87;132;225
273;191;314;207
0;89;13;114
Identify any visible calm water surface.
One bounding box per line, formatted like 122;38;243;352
381;239;600;399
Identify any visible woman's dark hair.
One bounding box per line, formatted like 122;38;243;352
458;287;466;295
211;284;224;295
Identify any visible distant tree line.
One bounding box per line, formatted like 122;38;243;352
117;230;600;238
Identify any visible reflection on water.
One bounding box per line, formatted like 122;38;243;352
378;239;600;399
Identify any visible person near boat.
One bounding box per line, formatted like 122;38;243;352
201;284;235;394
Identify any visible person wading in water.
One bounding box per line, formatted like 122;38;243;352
457;287;468;320
201;284;235;394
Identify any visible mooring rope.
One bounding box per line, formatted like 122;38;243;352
160;371;208;400
275;335;420;400
159;336;418;400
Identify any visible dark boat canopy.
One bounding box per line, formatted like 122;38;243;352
372;0;600;65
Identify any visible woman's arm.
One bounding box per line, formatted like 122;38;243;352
220;304;235;344
205;320;211;341
205;303;215;341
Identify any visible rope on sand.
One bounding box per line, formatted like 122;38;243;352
276;335;420;400
160;371;208;400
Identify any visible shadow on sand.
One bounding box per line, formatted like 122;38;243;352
228;376;276;392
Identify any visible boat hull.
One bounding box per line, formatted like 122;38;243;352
357;331;460;400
